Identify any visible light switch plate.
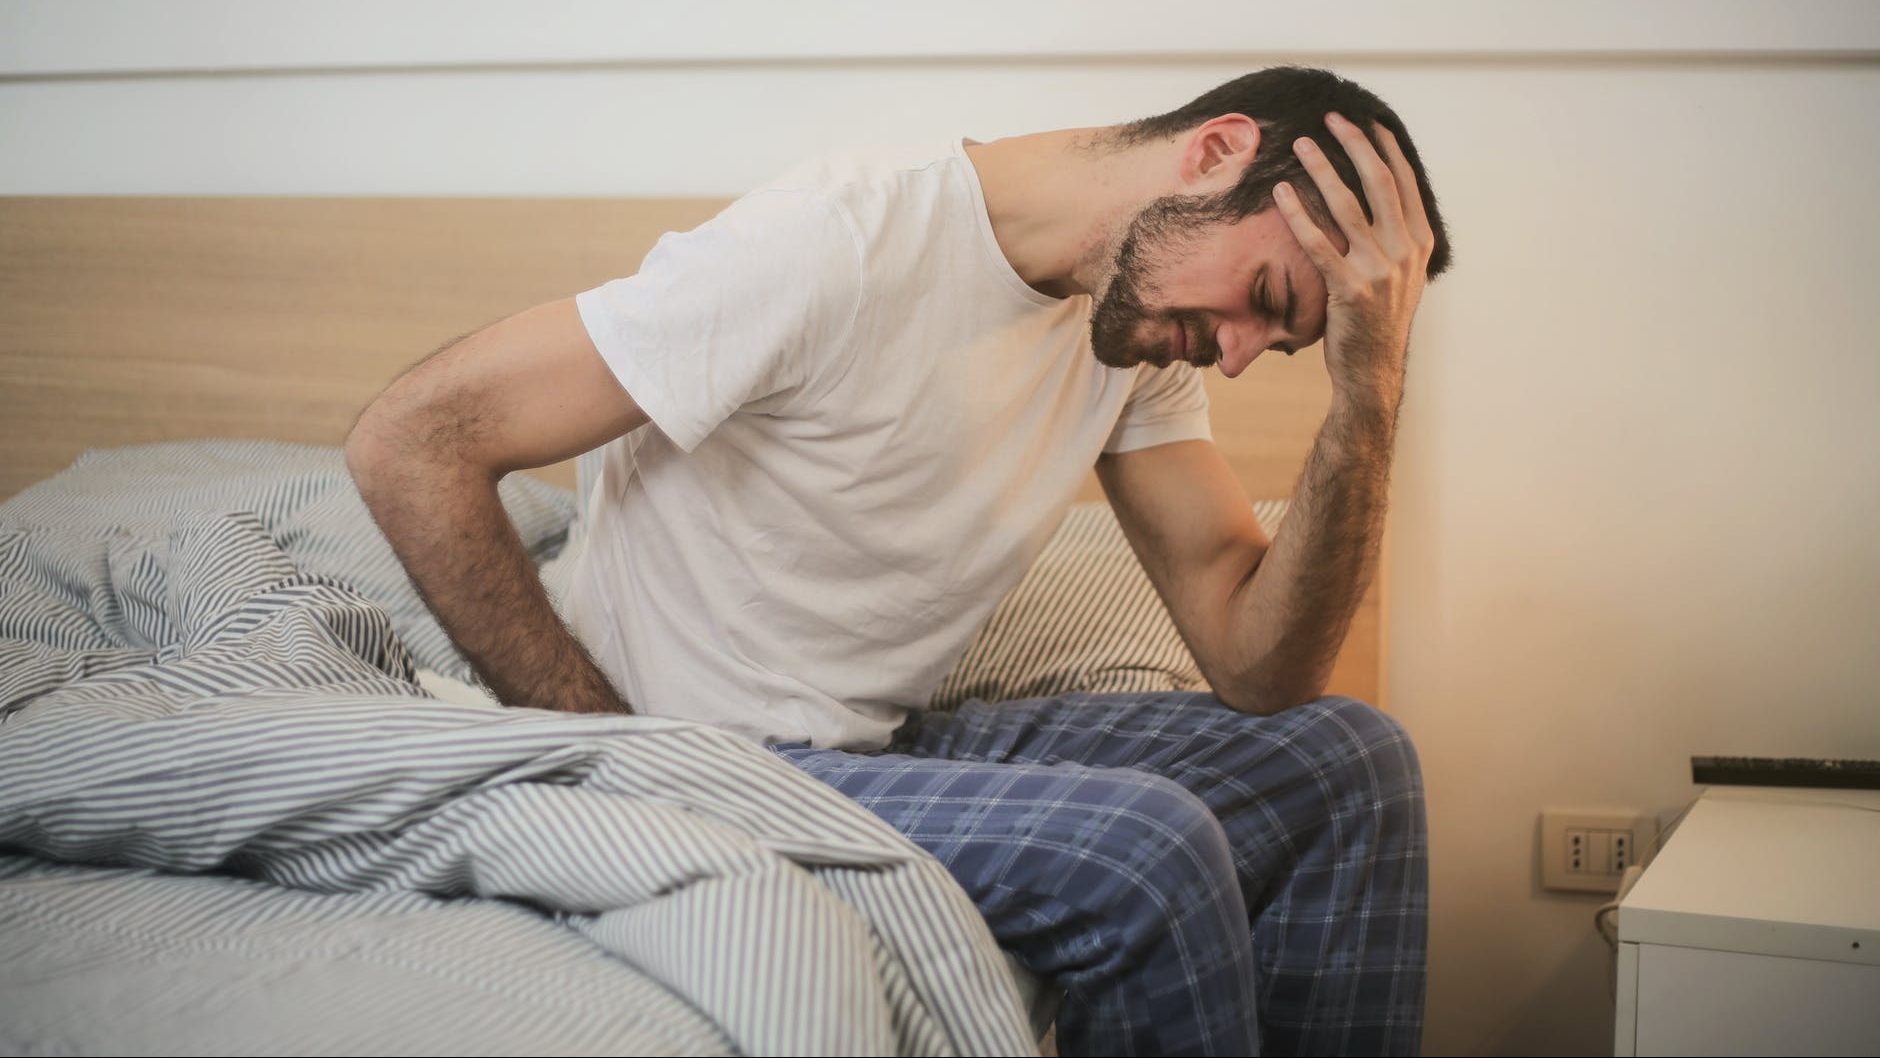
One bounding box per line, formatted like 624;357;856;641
1540;809;1657;893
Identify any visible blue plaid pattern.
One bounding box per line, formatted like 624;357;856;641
771;692;1427;1057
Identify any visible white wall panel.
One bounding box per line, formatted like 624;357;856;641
1378;60;1880;1054
2;63;1270;196
4;1;1877;76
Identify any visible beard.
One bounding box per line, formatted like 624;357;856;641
1089;194;1226;370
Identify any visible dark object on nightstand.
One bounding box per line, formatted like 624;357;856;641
1691;756;1880;790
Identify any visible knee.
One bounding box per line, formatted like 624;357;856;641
1293;696;1425;808
1074;773;1240;917
991;771;1236;914
984;772;1252;1001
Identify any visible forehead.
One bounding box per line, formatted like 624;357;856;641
1181;209;1330;333
1211;208;1318;275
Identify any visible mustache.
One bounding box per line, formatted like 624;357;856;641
1172;311;1222;367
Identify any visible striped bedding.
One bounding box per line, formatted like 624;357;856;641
928;496;1288;711
0;442;1035;1056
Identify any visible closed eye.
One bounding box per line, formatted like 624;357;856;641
1253;269;1299;356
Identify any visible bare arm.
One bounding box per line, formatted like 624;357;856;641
1097;409;1390;716
345;296;647;715
1099;113;1434;715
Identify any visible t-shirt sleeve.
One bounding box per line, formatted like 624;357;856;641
573;188;862;453
1102;361;1213;454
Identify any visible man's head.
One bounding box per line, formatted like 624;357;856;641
1088;66;1452;376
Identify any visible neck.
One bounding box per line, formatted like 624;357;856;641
964;127;1172;300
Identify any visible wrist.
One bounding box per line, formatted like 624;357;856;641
1327;386;1403;439
1327;351;1404;413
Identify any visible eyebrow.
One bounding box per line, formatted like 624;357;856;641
1263;266;1308;358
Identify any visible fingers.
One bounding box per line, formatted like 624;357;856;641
1272;181;1347;280
1324;112;1408;237
1290;134;1371;245
1375;125;1436;256
1282;113;1435;281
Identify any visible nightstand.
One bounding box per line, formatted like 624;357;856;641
1614;786;1880;1055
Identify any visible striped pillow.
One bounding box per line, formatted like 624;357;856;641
927;499;1288;711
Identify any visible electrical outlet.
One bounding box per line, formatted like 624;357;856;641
1610;829;1633;872
1540;809;1656;893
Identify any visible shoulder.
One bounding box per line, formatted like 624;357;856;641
629;187;863;339
681;186;860;267
754;139;969;240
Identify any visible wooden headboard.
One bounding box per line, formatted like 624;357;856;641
0;196;1382;704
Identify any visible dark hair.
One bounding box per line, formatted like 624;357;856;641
1111;66;1452;278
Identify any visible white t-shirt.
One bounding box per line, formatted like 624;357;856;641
565;137;1212;750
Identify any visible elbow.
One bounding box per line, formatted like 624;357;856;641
1214;660;1328;717
344;397;435;508
344;405;396;499
345;396;499;512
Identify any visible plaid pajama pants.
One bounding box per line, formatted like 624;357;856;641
770;692;1427;1057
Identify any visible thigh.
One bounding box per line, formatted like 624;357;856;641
908;692;1425;893
769;743;1227;899
898;695;1429;1057
909;690;1409;778
769;742;1259;1054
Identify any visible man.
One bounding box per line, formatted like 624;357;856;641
347;65;1450;1056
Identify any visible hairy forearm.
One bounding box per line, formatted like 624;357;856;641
1210;110;1436;713
347;434;632;716
1218;390;1399;714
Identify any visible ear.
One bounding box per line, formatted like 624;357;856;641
1179;114;1262;190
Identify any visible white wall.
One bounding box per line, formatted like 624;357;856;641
1381;61;1880;1054
5;0;1877;197
6;5;1878;1054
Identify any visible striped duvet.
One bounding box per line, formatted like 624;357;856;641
0;442;1035;1056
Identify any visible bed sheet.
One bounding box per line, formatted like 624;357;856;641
0;441;1036;1056
0;851;733;1055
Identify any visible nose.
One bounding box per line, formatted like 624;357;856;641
1214;319;1268;378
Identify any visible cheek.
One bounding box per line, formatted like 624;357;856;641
1159;242;1243;307
1122;224;1211;304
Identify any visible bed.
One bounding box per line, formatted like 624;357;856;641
0;196;1385;1054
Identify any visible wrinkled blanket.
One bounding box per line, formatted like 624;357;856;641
0;443;1034;1056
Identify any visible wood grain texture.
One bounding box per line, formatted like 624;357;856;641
0;196;726;495
0;196;1380;704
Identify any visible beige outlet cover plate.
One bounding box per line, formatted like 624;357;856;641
1540;809;1658;893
